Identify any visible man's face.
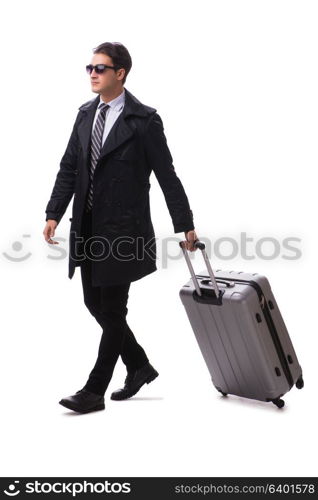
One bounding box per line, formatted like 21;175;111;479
89;53;124;94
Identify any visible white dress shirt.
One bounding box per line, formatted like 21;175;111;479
92;88;125;146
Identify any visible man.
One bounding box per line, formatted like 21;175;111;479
43;42;198;414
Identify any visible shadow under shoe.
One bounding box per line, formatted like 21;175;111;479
111;362;159;401
59;389;105;413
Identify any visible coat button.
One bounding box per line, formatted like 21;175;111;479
74;169;78;174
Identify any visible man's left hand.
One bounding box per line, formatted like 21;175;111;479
184;229;199;252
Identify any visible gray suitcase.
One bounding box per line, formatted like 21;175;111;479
179;240;304;408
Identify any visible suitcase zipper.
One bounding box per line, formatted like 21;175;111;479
197;275;294;389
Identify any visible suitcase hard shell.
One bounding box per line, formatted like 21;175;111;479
179;240;304;408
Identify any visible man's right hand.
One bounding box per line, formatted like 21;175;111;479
43;219;59;244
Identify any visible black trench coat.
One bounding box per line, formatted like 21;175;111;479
45;88;195;286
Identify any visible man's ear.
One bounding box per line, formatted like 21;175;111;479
117;68;125;82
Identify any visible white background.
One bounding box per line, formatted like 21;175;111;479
0;0;317;477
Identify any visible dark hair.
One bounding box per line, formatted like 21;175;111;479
93;42;132;84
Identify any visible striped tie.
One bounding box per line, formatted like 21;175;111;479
85;102;110;211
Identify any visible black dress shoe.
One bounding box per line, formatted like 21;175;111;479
111;362;159;401
59;389;105;413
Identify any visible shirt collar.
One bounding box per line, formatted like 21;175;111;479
99;88;125;112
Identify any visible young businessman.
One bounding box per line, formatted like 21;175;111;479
43;42;198;413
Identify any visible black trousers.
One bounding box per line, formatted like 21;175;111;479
79;209;149;396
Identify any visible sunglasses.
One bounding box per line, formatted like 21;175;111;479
86;64;118;74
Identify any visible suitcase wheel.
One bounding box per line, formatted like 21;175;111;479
216;387;228;397
272;398;285;409
296;375;304;389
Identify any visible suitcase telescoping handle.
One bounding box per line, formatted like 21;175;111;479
179;239;221;298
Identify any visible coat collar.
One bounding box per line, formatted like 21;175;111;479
77;88;156;161
78;87;156;118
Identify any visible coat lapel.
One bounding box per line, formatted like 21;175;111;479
77;95;99;159
98;107;134;160
77;88;155;162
